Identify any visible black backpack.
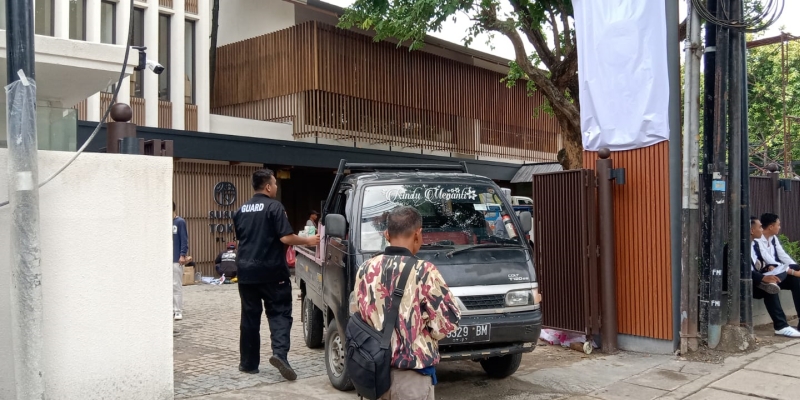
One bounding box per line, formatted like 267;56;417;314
345;257;415;400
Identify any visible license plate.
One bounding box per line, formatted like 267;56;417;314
440;324;491;345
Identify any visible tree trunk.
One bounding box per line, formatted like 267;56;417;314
558;127;584;170
209;0;220;102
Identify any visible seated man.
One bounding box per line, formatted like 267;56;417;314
751;216;800;338
758;213;800;271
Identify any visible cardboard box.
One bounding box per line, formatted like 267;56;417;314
182;266;195;286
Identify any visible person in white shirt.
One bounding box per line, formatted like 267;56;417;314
751;216;800;338
757;213;800;269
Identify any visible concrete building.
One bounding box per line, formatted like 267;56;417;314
71;0;211;132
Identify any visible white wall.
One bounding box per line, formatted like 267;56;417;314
0;150;174;399
217;0;295;46
210;114;294;141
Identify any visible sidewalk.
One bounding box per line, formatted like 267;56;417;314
187;339;800;400
176;284;800;400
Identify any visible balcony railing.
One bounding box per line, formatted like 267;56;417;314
185;104;198;131
159;101;173;129
185;0;198;14
159;0;173;9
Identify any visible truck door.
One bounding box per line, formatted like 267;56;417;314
323;186;351;334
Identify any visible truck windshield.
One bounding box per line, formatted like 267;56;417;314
360;183;522;251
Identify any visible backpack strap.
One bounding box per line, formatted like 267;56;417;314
379;257;416;349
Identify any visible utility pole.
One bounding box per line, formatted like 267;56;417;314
680;0;702;354
5;0;45;398
727;0;743;327
707;0;730;349
700;0;718;343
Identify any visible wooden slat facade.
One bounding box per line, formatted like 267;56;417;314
159;0;173;9
159;100;173;129
185;0;198;14
584;142;673;340
131;97;146;126
212;22;560;162
185;104;198;131
173;161;262;277
73;99;88;121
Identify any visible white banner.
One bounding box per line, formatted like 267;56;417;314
574;0;670;151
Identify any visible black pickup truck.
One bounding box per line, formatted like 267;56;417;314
294;160;542;391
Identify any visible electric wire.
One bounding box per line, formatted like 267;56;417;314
692;0;785;33
0;0;136;208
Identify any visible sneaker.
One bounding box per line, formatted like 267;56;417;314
775;327;800;338
174;312;183;321
758;282;781;295
269;355;297;381
238;365;259;374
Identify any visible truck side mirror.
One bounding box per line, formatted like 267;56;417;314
325;214;347;239
519;211;532;233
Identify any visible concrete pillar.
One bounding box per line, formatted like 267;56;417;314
144;0;159;127
54;0;69;38
196;0;210;132
86;0;102;121
170;0;186;129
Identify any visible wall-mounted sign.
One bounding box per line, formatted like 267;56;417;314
210;181;237;234
213;181;237;206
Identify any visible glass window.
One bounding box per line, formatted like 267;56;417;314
69;0;86;40
100;0;116;44
184;20;196;104
130;8;145;98
158;14;171;101
35;0;54;36
359;184;522;251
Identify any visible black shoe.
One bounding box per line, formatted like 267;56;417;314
269;355;297;381
238;365;259;374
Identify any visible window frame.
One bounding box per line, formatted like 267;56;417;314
158;13;171;101
100;0;117;45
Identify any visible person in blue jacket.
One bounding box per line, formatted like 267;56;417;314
173;202;189;321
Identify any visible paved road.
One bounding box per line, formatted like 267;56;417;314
172;281;590;399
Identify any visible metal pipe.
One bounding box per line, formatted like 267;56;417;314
740;19;753;333
700;0;718;343
708;0;730;349
5;0;45;397
680;0;702;354
666;0;683;352
727;0;744;326
596;148;618;353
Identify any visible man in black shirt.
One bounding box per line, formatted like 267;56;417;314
233;169;320;379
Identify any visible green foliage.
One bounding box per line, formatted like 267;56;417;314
779;234;800;262
746;36;800;173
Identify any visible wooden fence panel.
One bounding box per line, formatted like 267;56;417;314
584;142;673;340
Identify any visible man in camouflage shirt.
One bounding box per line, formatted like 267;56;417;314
351;206;460;399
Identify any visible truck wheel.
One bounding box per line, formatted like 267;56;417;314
480;353;523;378
302;296;324;348
325;320;354;391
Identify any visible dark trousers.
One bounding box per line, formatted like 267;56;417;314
238;281;293;370
756;265;800;331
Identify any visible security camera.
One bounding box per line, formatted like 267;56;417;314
146;60;165;75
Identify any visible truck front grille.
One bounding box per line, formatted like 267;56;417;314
459;294;505;310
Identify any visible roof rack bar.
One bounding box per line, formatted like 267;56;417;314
344;162;469;173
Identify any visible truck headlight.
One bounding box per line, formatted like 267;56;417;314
505;290;533;306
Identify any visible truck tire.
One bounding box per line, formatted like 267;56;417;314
325;319;354;391
480;353;523;378
302;296;324;348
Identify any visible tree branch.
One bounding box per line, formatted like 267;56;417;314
506;0;556;69
546;5;561;59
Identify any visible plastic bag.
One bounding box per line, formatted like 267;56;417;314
286;246;296;267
